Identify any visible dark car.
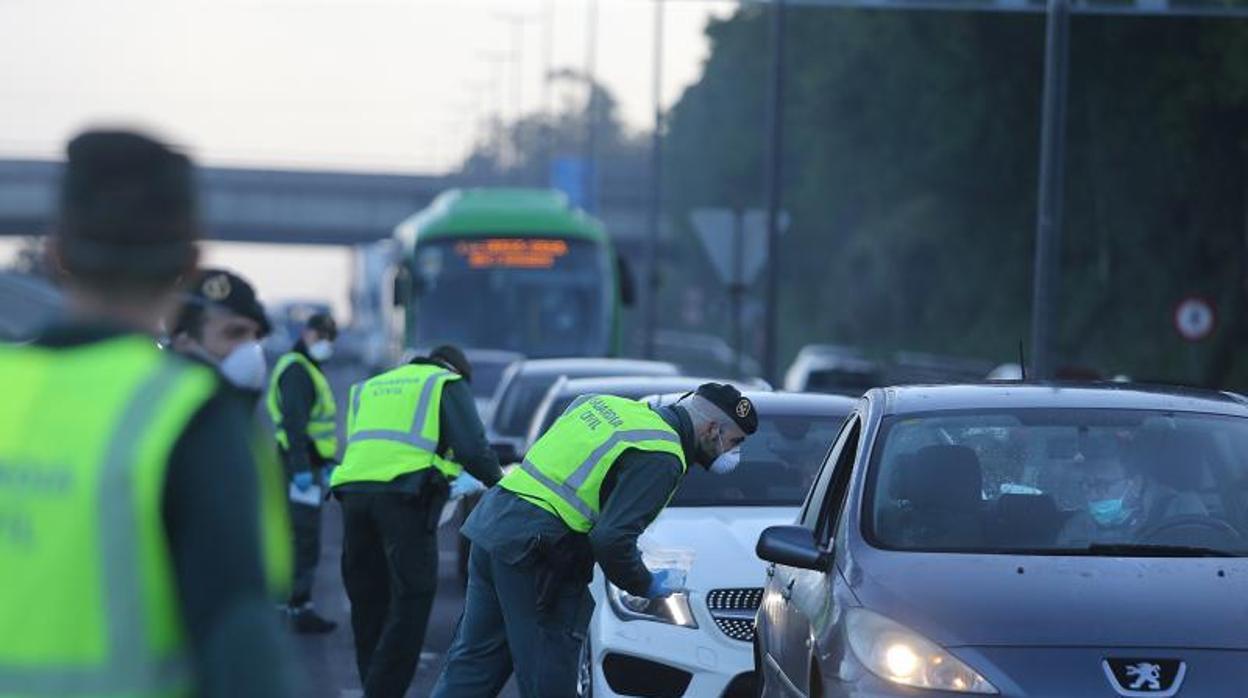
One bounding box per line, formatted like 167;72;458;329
783;345;883;397
486;358;680;464
755;383;1248;697
462;348;525;422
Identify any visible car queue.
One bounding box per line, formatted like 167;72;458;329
5;132;1241;698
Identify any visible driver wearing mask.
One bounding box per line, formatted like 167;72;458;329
1058;445;1208;547
169;268;271;403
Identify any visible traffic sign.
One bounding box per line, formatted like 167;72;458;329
690;208;788;287
1173;296;1217;342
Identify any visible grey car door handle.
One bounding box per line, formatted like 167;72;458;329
780;578;796;602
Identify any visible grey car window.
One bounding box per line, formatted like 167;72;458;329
814;417;862;547
799;414;858;530
866;408;1248;555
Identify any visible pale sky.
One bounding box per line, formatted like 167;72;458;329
0;0;735;316
0;0;736;173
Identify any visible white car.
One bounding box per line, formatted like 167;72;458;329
579;392;856;698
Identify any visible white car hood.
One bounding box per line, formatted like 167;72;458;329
638;506;799;591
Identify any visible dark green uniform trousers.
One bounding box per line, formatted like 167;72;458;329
431;543;594;698
340;491;439;698
288;500;322;607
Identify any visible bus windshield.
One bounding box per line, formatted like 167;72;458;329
410;236;610;358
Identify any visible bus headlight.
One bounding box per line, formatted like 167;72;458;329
846;608;996;694
606;583;698;629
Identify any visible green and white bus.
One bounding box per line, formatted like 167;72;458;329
392;188;632;359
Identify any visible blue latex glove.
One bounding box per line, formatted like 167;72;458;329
645;567;687;599
449;473;486;500
292;470;315;492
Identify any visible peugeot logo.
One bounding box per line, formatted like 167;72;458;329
1103;658;1186;697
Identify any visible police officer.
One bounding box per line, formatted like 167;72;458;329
169;269;295;601
266;312;340;633
332;345;502;698
169;268;271;400
431;383;757;698
0;130;294;697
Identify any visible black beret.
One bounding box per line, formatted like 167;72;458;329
430;344;472;382
58;130;198;277
306;312;338;340
696;382;758;435
179;268;270;335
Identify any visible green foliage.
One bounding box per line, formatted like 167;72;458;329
664;7;1248;388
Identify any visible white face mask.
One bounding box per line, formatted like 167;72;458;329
308;339;334;362
219;341;268;390
709;447;741;475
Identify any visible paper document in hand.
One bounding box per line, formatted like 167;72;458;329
438;500;459;528
288;482;322;506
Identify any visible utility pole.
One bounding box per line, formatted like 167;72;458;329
762;0;787;384
644;0;665;359
1029;0;1071;380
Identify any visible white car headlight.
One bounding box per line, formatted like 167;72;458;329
606;582;698;629
846;608;996;694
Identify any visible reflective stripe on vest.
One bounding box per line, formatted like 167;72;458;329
0;338;217;696
500;395;686;532
332;365;462;486
266;352;338;459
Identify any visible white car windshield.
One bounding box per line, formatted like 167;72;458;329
867;409;1248;555
672;412;846;507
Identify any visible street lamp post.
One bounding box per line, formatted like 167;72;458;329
762;0;787;384
1030;0;1071;380
644;0;666;359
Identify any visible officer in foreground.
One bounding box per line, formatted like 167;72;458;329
431;383;757;697
169;268;271;400
266;312;340;633
0;130;294;697
332;345;503;698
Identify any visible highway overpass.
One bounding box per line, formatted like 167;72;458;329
0;159;448;245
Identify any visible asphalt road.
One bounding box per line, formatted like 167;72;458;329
287;360;520;698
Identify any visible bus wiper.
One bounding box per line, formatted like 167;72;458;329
1084;543;1237;558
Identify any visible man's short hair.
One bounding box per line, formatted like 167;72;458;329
56;130;198;292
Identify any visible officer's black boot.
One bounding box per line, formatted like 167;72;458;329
288;603;337;634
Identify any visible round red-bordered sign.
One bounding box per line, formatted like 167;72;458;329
1173;296;1217;342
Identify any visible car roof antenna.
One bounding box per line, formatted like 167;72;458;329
1017;340;1028;382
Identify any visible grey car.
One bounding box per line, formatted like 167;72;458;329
755;384;1248;697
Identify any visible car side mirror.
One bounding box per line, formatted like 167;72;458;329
393;267;414;306
756;525;827;571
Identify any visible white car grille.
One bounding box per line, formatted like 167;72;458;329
705;588;763;643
